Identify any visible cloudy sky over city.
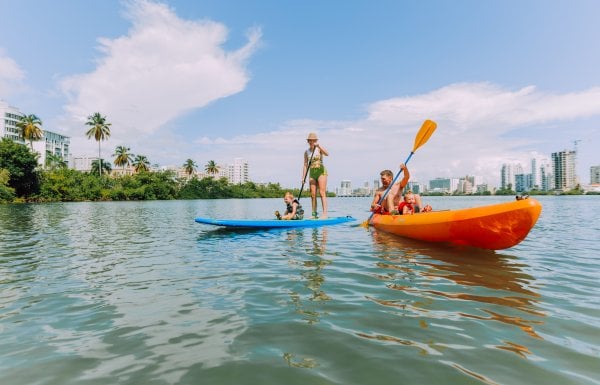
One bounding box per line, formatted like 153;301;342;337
1;0;599;188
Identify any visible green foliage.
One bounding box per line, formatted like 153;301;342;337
37;168;107;201
559;188;584;195
178;178;287;199
45;153;68;170
527;189;551;195
132;155;150;173
0;168;16;202
182;159;197;177
90;159;112;175
85;112;111;176
85;113;111;141
36;169;179;202
113;145;133;169
0;138;40;197
494;188;516;195
204;160;219;175
2;157;310;203
16;114;43;149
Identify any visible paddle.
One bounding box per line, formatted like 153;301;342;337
298;146;316;201
276;146;315;220
361;119;437;227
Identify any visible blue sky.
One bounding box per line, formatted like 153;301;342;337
1;0;599;189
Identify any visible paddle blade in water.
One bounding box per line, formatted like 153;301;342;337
412;119;437;153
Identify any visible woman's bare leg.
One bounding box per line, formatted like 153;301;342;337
310;179;318;217
318;175;328;218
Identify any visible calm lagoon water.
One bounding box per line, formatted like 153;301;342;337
0;196;598;385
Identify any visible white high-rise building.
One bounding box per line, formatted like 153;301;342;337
1;100;70;167
338;180;352;196
227;158;249;184
501;163;524;190
540;162;553;191
0;101;22;143
591;165;600;184
530;156;551;191
71;156;99;172
501;164;515;190
551;150;577;191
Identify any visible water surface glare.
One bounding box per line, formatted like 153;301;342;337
0;196;598;385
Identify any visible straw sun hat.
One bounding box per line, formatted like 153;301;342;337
307;132;318;140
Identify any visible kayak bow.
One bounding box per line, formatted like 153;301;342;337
370;198;542;250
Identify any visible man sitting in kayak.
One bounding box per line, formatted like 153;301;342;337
371;164;427;214
277;191;304;220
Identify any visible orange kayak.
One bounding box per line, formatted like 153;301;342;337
370;198;542;250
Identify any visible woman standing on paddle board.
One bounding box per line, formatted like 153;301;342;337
303;132;329;219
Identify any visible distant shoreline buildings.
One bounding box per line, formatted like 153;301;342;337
2;99;598;192
1;100;70;168
2;99;250;185
337;149;599;196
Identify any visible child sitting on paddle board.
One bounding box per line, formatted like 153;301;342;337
277;192;304;220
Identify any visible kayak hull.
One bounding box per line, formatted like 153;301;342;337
195;216;356;228
371;198;542;250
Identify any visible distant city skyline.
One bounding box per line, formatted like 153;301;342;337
1;1;599;189
2;97;596;192
338;149;598;195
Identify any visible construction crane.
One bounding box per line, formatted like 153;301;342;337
573;139;581;154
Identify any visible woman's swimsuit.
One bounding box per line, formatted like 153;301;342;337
306;148;327;180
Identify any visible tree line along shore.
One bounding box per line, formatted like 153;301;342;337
1;137;332;203
1;136;593;204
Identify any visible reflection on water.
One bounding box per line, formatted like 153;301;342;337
286;228;330;324
2;197;598;385
367;228;545;360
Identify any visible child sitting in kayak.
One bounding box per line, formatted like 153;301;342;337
391;191;432;214
393;191;416;215
276;192;304;220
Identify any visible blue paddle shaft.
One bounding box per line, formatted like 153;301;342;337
367;151;414;222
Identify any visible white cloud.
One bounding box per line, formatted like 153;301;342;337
0;49;26;96
49;0;599;190
60;0;261;156
187;83;600;189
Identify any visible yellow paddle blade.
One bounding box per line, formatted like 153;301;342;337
362;119;437;229
412;119;437;153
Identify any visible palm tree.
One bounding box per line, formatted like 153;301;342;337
113;145;133;172
45;153;67;170
85;112;111;176
205;160;219;176
91;159;112;175
183;159;197;178
132;154;150;173
16;114;43;150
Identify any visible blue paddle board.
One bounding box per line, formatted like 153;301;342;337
194;216;356;228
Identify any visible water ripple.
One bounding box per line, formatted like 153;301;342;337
0;197;598;385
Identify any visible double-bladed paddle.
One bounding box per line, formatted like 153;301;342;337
361;119;437;227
